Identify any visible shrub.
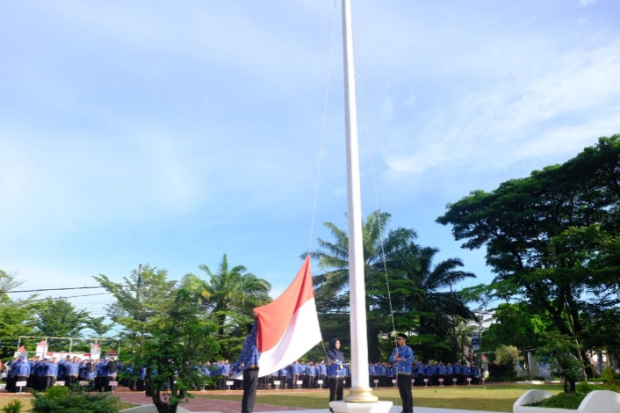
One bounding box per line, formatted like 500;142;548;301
576;381;593;394
31;386;120;413
528;392;585;409
601;366;616;385
2;400;22;413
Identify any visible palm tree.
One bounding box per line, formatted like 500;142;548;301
309;210;416;299
307;210;416;361
388;245;478;361
197;254;271;337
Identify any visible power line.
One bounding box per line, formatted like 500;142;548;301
8;286;103;293
28;292;112;302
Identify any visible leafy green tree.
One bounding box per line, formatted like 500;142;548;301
35;298;89;337
94;265;177;355
481;303;550;354
495;344;520;366
138;284;219;413
96;267;219;413
437;135;620;372
0;270;39;357
84;316;116;337
538;332;584;393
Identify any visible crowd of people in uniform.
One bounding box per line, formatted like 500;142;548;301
370;361;483;386
2;354;483;394
3;355;119;393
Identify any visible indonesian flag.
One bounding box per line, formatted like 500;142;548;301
253;255;322;377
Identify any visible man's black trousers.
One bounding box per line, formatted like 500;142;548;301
242;367;259;413
397;374;413;413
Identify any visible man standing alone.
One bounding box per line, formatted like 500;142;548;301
230;323;259;413
389;333;414;413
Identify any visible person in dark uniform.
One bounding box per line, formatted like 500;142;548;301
230;322;259;413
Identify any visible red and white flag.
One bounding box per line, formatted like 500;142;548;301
254;256;322;377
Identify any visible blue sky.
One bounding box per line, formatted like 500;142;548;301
1;0;619;319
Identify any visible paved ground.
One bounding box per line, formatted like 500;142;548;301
0;387;505;413
111;389;504;413
115;389;306;413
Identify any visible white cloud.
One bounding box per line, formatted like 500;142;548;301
383;36;620;179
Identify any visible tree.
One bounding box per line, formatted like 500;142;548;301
139;284;219;413
0;270;39;357
480;303;550;354
95;267;219;413
196;254;270;358
538;332;583;393
94;265;177;355
384;244;478;362
308;210;476;362
308;211;416;361
35;298;89;337
437;135;620;372
495;344;520;366
84;316;116;338
309;211;416;297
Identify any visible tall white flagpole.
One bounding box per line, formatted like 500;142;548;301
342;0;377;404
331;1;393;411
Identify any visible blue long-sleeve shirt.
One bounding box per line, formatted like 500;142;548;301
231;323;259;372
389;345;414;375
46;363;58;377
18;360;31;376
327;356;346;377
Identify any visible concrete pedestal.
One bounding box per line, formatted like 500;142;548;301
330;401;393;413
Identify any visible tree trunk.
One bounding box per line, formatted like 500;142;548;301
152;386;178;413
568;378;576;393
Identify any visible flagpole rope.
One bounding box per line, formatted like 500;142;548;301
309;1;338;359
307;0;338;256
351;24;398;348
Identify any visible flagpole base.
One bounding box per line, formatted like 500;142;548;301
343;387;379;403
330;400;392;413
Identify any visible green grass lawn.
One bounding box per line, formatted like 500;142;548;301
201;385;565;412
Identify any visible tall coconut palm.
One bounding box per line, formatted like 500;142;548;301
309;210;416;300
307;210;416;361
197;254;271;337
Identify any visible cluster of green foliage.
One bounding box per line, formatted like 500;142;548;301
530;381;620;409
0;269;117;356
1;400;23;413
31;385;119;413
308;210;478;363
528;392;586;409
93;255;272;413
438;135;620;391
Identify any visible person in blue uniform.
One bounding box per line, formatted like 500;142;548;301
230;322;259;413
470;364;480;385
389;333;414;413
278;366;288;389
327;338;346;410
16;356;31;391
45;357;59;390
